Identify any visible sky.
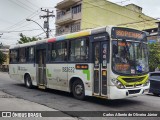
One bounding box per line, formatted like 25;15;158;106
0;0;160;45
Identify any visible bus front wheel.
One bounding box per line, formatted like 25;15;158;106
25;74;33;89
72;80;85;100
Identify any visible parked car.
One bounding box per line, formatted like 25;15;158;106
149;72;160;96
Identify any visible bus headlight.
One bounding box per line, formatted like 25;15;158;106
143;80;150;87
111;78;125;89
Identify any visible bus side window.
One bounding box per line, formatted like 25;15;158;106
51;42;67;62
19;47;26;63
51;43;56;61
10;49;18;63
28;47;34;62
69;38;89;62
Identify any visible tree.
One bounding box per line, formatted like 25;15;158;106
17;33;38;44
148;42;160;72
0;51;6;65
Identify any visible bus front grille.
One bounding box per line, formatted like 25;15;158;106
123;77;145;83
128;89;141;94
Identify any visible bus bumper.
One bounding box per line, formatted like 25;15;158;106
109;85;149;99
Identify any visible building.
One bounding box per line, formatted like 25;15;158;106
145;27;158;43
144;22;160;43
55;0;159;36
0;45;9;72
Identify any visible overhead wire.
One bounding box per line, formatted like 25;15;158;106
7;0;34;12
25;0;40;9
83;1;140;21
16;0;37;11
3;8;41;31
10;13;42;31
0;28;43;33
34;32;46;38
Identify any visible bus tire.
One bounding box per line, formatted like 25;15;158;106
72;80;85;100
25;74;33;89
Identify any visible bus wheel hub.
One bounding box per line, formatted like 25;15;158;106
75;85;83;95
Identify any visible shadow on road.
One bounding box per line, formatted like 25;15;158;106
85;96;142;108
13;83;142;108
146;93;160;97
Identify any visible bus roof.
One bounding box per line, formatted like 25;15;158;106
10;26;114;49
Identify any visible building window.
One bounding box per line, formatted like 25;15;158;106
51;42;67;62
57;28;65;35
72;4;81;14
71;22;80;32
57;11;65;19
69;38;89;62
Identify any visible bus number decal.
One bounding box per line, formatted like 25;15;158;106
62;67;75;73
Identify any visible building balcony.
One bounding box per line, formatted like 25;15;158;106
55;0;79;10
56;12;76;25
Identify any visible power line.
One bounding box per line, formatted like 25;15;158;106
34;32;45;37
10;13;42;31
83;1;139;21
117;18;160;26
0;18;13;24
16;0;37;11
0;28;43;33
3;9;41;31
82;0;131;11
25;0;40;9
7;0;34;12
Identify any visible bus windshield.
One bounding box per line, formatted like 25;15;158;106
112;40;149;75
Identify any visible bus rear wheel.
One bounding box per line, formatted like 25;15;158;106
72;80;85;100
25;75;33;89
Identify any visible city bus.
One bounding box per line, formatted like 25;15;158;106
9;26;150;100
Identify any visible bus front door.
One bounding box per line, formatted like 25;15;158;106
37;49;46;88
93;42;108;96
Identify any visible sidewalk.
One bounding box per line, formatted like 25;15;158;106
0;91;77;120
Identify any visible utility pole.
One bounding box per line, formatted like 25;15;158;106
40;8;55;38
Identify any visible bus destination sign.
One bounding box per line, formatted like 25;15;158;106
111;27;146;40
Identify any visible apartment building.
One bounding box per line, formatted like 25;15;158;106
55;0;82;35
55;0;159;36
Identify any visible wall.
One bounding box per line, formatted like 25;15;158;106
81;0;158;30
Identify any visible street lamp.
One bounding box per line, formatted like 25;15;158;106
26;19;48;38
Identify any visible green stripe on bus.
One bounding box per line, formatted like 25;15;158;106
83;70;90;81
47;69;52;78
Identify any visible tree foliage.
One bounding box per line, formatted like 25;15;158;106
0;51;6;65
17;33;38;44
148;42;160;72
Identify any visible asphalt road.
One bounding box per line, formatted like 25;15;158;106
0;72;160;120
